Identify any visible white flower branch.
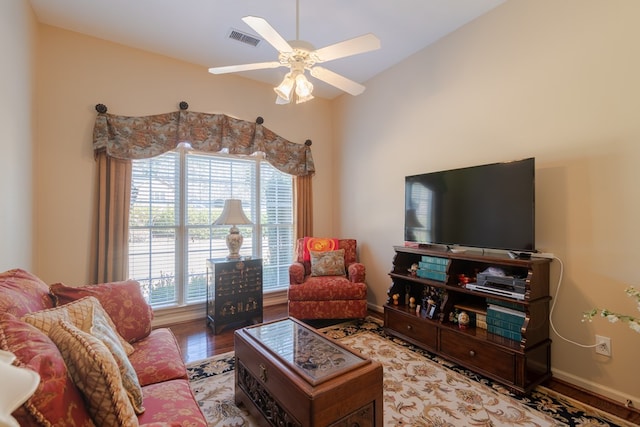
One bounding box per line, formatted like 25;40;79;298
582;286;640;333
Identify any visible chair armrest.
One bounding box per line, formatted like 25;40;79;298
289;262;306;285
347;262;366;283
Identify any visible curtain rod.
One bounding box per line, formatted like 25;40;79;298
94;102;311;146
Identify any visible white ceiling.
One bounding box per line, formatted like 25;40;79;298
28;0;506;99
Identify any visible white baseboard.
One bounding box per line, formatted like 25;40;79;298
550;368;639;408
368;302;384;314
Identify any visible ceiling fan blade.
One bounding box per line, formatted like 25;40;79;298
310;66;366;96
314;33;380;63
208;61;282;74
242;16;293;54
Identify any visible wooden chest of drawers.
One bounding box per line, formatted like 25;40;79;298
206;258;262;334
384;306;437;350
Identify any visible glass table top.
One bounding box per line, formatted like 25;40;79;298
244;318;367;384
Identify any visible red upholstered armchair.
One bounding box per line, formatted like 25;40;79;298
288;238;368;320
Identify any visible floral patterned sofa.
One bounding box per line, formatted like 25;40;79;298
0;268;206;427
288;238;368;320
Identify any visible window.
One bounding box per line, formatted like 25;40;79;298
128;148;294;308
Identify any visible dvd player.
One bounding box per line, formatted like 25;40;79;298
465;283;526;300
476;273;527;292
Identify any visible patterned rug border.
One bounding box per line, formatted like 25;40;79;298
186;317;635;427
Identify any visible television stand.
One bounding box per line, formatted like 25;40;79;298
384;245;551;394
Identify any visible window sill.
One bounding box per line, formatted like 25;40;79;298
151;289;289;328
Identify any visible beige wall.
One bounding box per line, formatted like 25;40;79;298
334;0;640;405
34;25;335;284
0;0;37;272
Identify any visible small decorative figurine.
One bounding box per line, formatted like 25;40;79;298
409;296;416;308
392;294;400;305
458;311;470;329
408;263;419;276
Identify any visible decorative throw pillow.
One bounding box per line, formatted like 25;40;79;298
310;249;346;276
22;296;134;355
0;313;95;427
88;305;145;414
0;269;54;317
50;280;153;343
48;319;139;427
302;237;339;261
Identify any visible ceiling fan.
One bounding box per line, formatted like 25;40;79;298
208;0;381;104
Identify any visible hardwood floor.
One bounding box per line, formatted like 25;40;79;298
168;303;640;425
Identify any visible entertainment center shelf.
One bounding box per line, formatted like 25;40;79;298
384;245;552;394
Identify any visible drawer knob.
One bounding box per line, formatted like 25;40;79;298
259;363;268;382
406;324;412;330
469;350;476;357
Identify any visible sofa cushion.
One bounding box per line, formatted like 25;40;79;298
0;313;95;427
288;299;368;320
0;269;54;317
49;319;139;427
128;328;188;387
50;280;153;343
22;296;134;356
137;379;207;426
288;278;367;301
310;249;346;277
288;299;367;319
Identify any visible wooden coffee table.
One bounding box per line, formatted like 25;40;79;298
234;317;383;427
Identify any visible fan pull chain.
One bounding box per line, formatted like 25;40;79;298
296;0;300;40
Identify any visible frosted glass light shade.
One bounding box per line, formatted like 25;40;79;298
295;74;314;98
274;73;295;102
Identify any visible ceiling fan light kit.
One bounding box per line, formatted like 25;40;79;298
208;1;380;105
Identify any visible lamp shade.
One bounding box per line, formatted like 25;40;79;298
213;199;252;226
213;199;252;259
0;350;40;427
295;74;314;98
274;73;295;102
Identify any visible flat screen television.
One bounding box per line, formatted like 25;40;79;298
404;158;535;252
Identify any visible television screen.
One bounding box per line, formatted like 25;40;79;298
404;158;535;252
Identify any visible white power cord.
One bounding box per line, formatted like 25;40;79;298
545;255;597;348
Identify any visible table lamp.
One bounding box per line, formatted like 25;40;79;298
0;350;40;427
213;199;252;259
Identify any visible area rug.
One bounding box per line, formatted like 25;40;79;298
187;317;636;427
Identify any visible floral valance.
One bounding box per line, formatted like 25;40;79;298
93;108;315;176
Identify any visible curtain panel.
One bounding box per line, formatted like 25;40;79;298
91;107;315;283
90;153;131;284
93;110;315;176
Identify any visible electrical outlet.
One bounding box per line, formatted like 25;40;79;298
595;335;611;356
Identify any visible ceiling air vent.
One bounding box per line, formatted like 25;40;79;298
227;29;262;47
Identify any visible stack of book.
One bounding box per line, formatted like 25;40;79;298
416;255;448;282
486;300;526;341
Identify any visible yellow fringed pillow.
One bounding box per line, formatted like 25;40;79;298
48;319;139;427
22;296;134;355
